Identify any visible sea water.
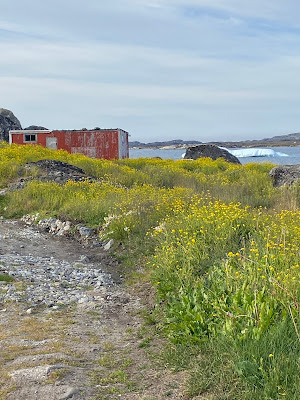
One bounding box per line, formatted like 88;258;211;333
129;146;300;165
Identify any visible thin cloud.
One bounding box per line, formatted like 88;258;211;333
1;0;300;141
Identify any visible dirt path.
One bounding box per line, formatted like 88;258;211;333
0;219;187;400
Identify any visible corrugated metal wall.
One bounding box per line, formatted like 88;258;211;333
10;129;129;160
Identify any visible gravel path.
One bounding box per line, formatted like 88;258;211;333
0;219;187;400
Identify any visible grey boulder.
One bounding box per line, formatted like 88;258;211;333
269;165;300;187
184;144;241;164
0;108;22;141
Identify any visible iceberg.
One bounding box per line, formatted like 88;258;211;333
226;148;288;158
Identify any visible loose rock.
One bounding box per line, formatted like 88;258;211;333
59;387;80;400
0;220;114;307
10;365;64;383
78;226;94;237
104;239;114;251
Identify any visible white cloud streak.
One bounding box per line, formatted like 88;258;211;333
1;0;300;141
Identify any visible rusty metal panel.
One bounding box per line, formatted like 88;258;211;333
64;131;72;148
95;131;119;159
10;133;24;144
71;147;97;158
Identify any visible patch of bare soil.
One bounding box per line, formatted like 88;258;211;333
0;219;187;400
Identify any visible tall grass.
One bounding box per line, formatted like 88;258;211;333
150;200;300;398
1;143;300;398
0;143;275;206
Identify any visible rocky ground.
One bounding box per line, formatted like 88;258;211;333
0;219;187;400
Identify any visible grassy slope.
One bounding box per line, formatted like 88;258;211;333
1;142;300;399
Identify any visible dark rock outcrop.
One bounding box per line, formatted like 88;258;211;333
24;125;48;130
269;165;300;187
0;108;22;141
10;160;93;191
24;159;89;182
184;144;241;164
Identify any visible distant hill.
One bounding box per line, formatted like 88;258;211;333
130;132;300;149
129;139;202;148
263;132;300;142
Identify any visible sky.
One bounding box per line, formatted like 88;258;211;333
1;1;300;142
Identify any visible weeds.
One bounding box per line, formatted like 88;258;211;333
0;273;13;283
1;143;300;398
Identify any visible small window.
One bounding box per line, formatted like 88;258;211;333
24;134;37;143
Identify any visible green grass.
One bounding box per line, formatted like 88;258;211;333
0;273;13;283
1;143;300;398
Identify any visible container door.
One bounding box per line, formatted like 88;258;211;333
46;137;57;150
118;131;128;159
